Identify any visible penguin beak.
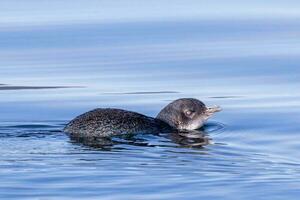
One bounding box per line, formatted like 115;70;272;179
206;105;222;114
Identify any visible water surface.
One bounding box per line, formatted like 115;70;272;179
1;1;300;199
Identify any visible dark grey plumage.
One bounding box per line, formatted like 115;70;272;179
64;98;221;138
156;98;207;130
64;108;172;137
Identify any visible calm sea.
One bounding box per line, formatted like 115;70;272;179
1;1;300;199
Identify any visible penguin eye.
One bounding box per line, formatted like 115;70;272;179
185;110;194;116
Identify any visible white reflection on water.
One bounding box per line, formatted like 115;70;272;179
1;1;300;26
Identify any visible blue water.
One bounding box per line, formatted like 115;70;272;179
1;1;300;199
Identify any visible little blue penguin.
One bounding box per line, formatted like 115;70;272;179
64;98;221;137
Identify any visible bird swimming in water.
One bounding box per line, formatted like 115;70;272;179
64;98;221;138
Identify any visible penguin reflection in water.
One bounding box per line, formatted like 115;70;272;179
64;98;221;148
